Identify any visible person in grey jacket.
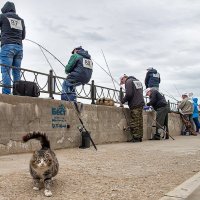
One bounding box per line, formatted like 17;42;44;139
178;93;196;135
120;74;145;142
0;1;26;94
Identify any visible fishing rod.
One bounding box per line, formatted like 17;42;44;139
100;50;129;130
101;49;117;91
25;38;66;68
25;39;97;150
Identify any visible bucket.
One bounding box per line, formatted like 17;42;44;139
79;131;90;149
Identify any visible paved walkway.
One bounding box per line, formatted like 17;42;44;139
1;136;200;200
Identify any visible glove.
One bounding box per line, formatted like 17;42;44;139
143;105;151;111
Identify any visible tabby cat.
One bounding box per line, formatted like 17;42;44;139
23;132;59;197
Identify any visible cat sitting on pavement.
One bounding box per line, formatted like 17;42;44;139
23;132;59;197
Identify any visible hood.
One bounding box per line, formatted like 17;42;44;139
193;98;198;103
148;68;157;74
1;2;16;14
77;49;91;59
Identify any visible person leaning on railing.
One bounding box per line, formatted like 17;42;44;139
145;88;169;140
0;1;26;95
120;74;145;143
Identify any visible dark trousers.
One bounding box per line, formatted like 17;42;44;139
156;106;169;135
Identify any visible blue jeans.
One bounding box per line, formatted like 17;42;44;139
61;80;81;101
1;44;23;94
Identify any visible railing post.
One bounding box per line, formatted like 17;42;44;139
48;70;54;99
91;80;96;104
168;100;171;112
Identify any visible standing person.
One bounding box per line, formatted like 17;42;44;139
192;98;200;133
61;46;93;102
145;67;160;90
178;93;196;136
146;88;169;140
0;1;26;94
120;74;145;142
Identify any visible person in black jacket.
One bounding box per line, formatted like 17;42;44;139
120;74;145;142
146;88;169;140
145;67;160;90
0;1;26;94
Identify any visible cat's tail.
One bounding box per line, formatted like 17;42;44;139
23;132;50;149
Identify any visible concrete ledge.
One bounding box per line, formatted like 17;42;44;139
159;171;200;200
0;94;182;155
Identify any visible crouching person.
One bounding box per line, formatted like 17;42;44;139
120;74;145;142
61;46;93;101
146;88;169;140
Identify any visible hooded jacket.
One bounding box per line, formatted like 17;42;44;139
121;76;145;109
147;89;167;110
145;68;160;88
192;98;199;118
65;48;93;84
0;2;26;46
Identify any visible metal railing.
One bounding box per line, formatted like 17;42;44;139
0;65;178;111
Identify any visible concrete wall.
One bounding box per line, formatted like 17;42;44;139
0;94;182;155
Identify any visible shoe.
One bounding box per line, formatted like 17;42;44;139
127;138;142;143
151;134;160;140
191;132;197;136
165;134;169;140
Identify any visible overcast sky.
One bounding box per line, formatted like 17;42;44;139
1;0;200;102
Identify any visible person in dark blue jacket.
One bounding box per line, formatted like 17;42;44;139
61;46;93;101
0;1;26;94
145;67;160;90
192;98;200;133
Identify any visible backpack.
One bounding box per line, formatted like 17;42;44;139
13;80;40;97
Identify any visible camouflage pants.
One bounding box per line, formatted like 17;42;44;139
129;107;143;139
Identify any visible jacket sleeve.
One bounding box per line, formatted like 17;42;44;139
145;72;149;88
65;54;80;74
177;100;185;110
22;20;26;40
121;79;134;104
0;14;2;28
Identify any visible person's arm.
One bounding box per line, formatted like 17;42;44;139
178;100;185;110
65;54;81;74
0;14;3;28
22;19;26;40
145;72;149;88
121;79;133;104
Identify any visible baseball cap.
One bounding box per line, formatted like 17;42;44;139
71;46;83;54
147;67;153;71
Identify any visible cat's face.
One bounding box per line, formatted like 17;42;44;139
31;150;53;169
